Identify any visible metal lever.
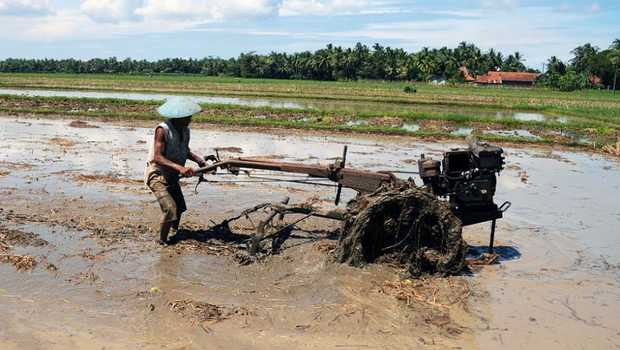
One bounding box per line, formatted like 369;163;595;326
334;146;348;206
499;201;512;213
194;175;205;194
195;152;222;194
489;219;496;254
489;201;511;254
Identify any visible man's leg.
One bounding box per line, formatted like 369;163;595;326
164;215;181;244
159;221;174;244
172;216;181;232
147;174;179;245
168;183;186;239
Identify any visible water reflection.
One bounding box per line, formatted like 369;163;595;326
496;111;569;124
0;88;307;109
483;129;542;140
401;123;420;132
2;115;620;264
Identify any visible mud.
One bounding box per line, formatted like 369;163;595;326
0;226;48;247
48;137;76;148
72;173;144;186
0;225;47;272
3;94;619;152
1;115;619;349
379;277;471;336
214;146;244;154
1;255;37;271
68;120;99;129
168;299;253;325
337;183;467;277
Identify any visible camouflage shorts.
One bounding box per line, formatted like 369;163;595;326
146;171;187;223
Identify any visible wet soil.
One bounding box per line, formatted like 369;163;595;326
2;95;619;153
1;115;619;349
69;120;99;129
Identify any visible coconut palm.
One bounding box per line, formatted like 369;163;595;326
610;39;620;92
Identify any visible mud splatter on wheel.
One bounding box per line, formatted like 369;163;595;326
336;182;467;277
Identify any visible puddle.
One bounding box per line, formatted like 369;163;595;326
484;129;542;140
496;112;570;124
293;117;315;123
401;123;420;132
345;119;369;127
550;130;593;145
451;127;473;136
0;88;307;110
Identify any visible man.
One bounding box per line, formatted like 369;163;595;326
145;97;211;245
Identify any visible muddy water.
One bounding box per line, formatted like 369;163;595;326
1;115;620;349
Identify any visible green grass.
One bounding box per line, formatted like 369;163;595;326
0;73;619;149
1;72;618;128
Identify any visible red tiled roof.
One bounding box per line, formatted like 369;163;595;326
475;71;541;84
589;74;602;85
459;66;475;82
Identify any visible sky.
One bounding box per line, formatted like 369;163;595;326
0;0;618;68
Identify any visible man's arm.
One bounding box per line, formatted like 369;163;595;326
188;150;206;168
152;127;194;177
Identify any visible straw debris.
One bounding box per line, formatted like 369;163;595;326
337;182;467;277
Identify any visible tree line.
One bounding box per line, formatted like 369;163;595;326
539;39;620;91
0;40;618;90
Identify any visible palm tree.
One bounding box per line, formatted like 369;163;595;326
412;48;435;80
571;43;599;74
547;56;566;74
610;39;620;93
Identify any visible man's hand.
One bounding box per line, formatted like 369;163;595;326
179;167;195;177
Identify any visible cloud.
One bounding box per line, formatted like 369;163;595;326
0;0;51;16
266;5;598;65
80;0;142;23
135;0;278;21
278;0;369;16
480;0;519;10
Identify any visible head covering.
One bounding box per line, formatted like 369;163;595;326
157;97;202;119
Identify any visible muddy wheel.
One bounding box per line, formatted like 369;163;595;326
336;184;467;277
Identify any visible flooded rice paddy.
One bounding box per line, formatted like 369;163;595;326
0;88;573;124
1;115;619;349
0;88;307;109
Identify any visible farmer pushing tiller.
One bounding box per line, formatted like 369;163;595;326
145;98;510;275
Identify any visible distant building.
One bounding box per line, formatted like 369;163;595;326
589;74;602;87
459;66;476;82
474;71;541;87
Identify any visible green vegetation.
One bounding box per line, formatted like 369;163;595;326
1;40;618;90
0;67;618;153
538;40;620;91
0;42;528;82
1;85;618;150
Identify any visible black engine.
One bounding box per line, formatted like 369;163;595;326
418;140;506;226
